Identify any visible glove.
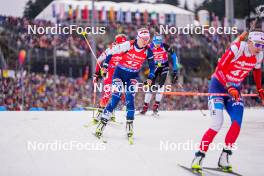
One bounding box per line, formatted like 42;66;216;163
93;73;99;84
144;79;152;87
101;63;108;77
257;88;264;100
227;86;240;101
172;71;178;84
100;68;108;77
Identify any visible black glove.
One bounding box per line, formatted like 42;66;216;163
93;73;99;84
101;63;109;77
172;71;178;84
144;79;152;86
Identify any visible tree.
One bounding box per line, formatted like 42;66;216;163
163;0;179;6
23;0;52;19
183;0;189;10
195;0;263;20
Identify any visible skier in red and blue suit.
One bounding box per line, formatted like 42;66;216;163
95;28;156;140
191;30;264;172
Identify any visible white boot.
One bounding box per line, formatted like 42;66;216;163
218;148;232;172
191;151;205;170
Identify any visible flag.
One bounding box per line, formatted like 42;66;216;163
170;12;176;25
52;3;56;18
93;6;98;23
68;5;73;20
109;6;115;22
82;5;88;20
143;10;148;24
59;3;65;20
151;11;157;24
159;12;165;25
117;8;123;22
74;5;79;19
125;9;132;23
135;10;140;25
120;9;123;23
100;6;107;22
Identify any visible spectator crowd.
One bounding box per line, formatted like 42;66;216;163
0;72;262;111
0;15;262;111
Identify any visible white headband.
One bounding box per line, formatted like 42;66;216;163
248;31;264;43
137;29;150;40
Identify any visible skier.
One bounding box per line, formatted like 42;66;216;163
191;30;264;172
93;34;127;123
94;28;155;144
139;34;178;116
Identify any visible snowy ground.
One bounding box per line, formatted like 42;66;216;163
0;109;263;176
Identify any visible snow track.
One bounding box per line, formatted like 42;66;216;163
0;109;263;176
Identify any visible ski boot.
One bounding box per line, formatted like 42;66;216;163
191;151;205;172
218;148;233;172
126;120;134;144
140;103;149;115
95;118;108;138
110;111;116;122
152;101;160;116
93;107;104;124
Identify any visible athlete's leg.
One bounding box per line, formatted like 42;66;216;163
199;96;224;152
101;78;123;120
153;66;169;111
125;79;138;120
224;98;244;148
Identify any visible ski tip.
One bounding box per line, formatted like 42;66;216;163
128;136;134;145
92;133;107;143
178;164;205;176
81;31;87;36
203;167;243;176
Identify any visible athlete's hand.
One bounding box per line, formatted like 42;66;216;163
101;63;108;77
257;88;264;100
93;73;99;84
172;71;178;84
227;86;240;101
101;68;108;77
144;79;152;86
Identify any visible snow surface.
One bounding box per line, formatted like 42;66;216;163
0;109;263;176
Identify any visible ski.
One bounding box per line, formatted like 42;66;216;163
128;135;134;145
178;164;221;176
152;112;160;118
83;119;123;128
203;167;243;176
178;164;205;176
84;106;101;111
83;120;98;128
92;132;107;143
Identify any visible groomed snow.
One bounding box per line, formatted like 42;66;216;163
0;109;263;176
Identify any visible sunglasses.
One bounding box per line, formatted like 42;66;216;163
137;35;149;41
252;41;264;49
